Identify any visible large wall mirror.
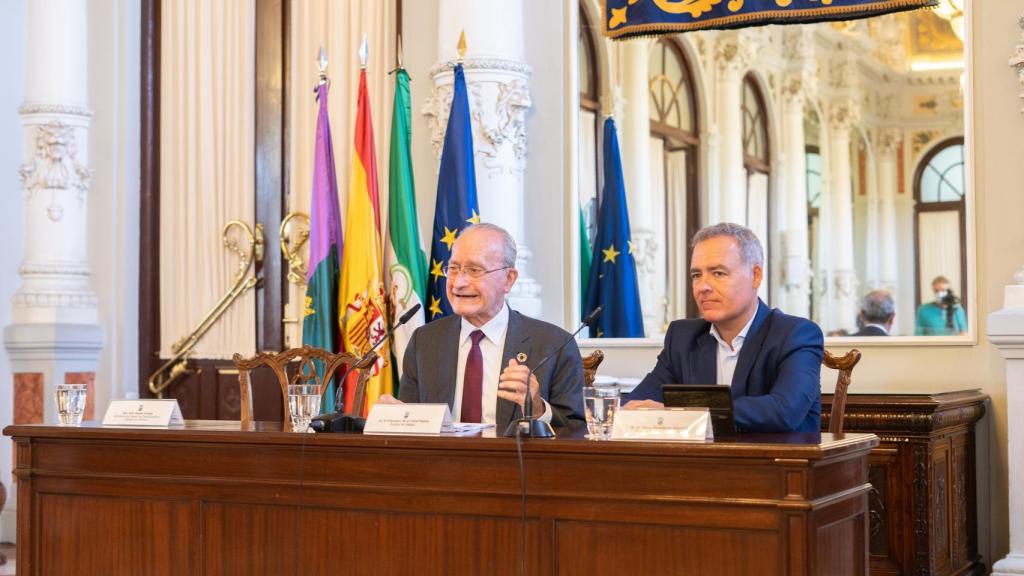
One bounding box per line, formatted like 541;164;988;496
575;0;971;344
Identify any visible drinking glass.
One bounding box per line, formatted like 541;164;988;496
55;384;87;426
583;384;620;440
287;384;321;432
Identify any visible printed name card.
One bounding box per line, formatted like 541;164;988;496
363;403;453;435
611;408;712;441
102;399;185;427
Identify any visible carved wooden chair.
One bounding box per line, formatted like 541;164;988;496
823;349;862;435
233;345;376;425
582;350;605;387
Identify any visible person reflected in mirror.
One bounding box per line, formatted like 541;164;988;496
915;276;967;336
852;289;895;337
623;223;824;433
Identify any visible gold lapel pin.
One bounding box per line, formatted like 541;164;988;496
516;352;528;364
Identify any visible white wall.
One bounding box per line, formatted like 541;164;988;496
0;0;27;544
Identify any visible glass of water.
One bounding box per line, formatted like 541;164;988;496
287;384;321;432
583;384;620;440
55;384;87;426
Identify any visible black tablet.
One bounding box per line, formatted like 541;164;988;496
662;384;737;438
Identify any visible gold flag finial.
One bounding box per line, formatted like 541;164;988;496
457;30;467;60
317;45;328;85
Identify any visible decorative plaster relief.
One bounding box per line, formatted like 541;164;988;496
18;121;92;220
423;58;532;176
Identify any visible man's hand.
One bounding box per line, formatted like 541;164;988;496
622;399;664;410
375;394;403;405
498;358;544;418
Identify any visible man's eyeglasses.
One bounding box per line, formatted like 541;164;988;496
442;264;510;279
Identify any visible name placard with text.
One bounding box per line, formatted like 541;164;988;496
364;403;453;435
612;408;712;441
102;399;185;427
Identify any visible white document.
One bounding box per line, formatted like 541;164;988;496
364;403;455;435
102;399;185;428
611;408;712;441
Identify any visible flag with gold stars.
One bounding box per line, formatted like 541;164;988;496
585;118;643;338
426;62;479;322
302;80;343;413
603;0;938;40
339;67;393;415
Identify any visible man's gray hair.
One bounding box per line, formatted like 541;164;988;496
462;222;517;268
691;222;764;268
861;289;895;323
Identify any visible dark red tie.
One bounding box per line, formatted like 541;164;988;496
460;330;486;423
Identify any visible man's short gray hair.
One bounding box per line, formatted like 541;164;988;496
462;223;517;268
691;222;764;269
861;289;895;323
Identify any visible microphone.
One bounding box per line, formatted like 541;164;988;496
503;305;603;439
310;303;422;433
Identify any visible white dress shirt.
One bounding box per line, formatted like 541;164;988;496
708;309;757;387
452;303;552;424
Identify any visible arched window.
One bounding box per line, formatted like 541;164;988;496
742;74;770;301
648;38;700;321
578;3;601;258
913;137;966;312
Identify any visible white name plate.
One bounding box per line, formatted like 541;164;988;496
102;399;185;427
611;408;712;441
364;403;453;435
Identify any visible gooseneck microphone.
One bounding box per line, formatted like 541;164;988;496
310;303;421;433
503;305;603;438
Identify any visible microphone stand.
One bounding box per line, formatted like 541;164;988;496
503;306;603;439
310;303;421;433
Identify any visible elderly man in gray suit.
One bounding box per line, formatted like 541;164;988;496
393;223;585;430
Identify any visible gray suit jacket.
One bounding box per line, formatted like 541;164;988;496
398;309;585;431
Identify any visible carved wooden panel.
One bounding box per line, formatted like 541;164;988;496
822;390;987;576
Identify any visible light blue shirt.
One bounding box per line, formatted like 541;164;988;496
709;310;758;386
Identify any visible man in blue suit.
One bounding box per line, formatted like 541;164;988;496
625;223;824;432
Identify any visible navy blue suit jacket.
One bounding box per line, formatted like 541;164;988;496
627;300;824;433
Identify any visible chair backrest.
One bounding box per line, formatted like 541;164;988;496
582;350;604;387
232;345;374;425
823;348;861;435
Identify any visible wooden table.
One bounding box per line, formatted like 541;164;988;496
5;422;877;575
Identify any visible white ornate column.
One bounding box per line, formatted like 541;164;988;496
424;0;540;315
714;32;755;226
779;73;811;318
988;270;1024;575
827;101;859;333
4;0;103;430
876;129;901;295
619;39;661;336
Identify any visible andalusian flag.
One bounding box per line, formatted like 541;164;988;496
339;68;392;415
302;82;343;413
384;68;427;382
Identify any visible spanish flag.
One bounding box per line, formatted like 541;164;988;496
339;68;392;415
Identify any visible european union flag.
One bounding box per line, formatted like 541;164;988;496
426;63;480;321
586;118;644;338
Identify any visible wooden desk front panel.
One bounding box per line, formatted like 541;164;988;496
8;424;876;576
